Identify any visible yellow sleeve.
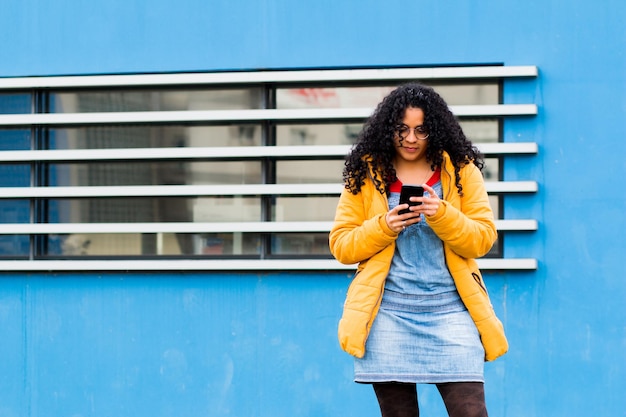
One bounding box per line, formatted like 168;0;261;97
329;187;397;265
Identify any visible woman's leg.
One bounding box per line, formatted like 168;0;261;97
372;382;419;417
436;382;488;417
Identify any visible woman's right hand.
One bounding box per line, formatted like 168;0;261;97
385;204;421;234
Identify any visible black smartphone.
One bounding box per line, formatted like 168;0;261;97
398;185;424;215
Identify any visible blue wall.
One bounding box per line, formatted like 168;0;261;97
0;273;374;416
1;1;625;416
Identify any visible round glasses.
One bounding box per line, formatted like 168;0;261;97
395;124;429;140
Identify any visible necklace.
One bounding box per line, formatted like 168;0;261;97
397;166;433;185
394;157;433;184
415;168;433;185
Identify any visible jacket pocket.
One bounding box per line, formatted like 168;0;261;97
472;271;488;295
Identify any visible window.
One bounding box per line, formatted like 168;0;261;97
0;66;538;270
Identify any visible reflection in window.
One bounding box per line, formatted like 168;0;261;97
489;195;500;221
0;201;30;224
276;123;361;146
0;202;30;256
277;86;396;109
0;93;31;114
51;88;264;113
0;235;29;257
459;120;499;143
427;83;498;105
276;83;498;109
483;157;499;182
48;125;263;150
0;129;31;150
0;164;30;187
196;233;260;256
273;197;339;222
276;160;343;184
45;233;262;257
47;197;262;224
271;233;331;255
46;232;330;258
48;161;262;186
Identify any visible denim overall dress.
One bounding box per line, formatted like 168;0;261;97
354;177;485;383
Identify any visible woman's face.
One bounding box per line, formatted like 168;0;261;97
393;106;429;163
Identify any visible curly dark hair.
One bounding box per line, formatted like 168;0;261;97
343;82;484;196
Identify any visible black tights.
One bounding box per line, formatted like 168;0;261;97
372;382;488;417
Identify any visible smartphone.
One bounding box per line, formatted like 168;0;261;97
398;185;424;215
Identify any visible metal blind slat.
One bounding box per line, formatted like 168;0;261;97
0;258;538;271
0;66;538;89
0;219;537;234
0;143;538;163
0;181;538;198
0;104;537;126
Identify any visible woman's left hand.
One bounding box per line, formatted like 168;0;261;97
418;183;441;217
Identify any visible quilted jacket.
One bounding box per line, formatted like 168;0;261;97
329;152;508;361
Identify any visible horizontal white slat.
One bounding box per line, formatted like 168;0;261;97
480;258;538;270
0;258;538;271
0;219;537;234
0;181;537;198
0;184;341;198
0;66;538;89
0;145;355;162
485;181;538;193
0;104;537;126
0;108;363;125
495;219;538;230
0;142;538;163
452;104;536;116
478;142;538;154
0;221;333;234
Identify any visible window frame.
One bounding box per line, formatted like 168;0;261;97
0;66;539;270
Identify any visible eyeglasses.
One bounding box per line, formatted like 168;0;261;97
395;124;429;140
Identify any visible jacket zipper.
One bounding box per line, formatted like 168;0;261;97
441;160;454;200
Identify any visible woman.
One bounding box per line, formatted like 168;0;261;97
329;83;508;417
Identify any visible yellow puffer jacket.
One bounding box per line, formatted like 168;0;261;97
329;152;508;361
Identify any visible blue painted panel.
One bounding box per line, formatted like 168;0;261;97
0;0;622;76
0;278;27;416
0;273;380;416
